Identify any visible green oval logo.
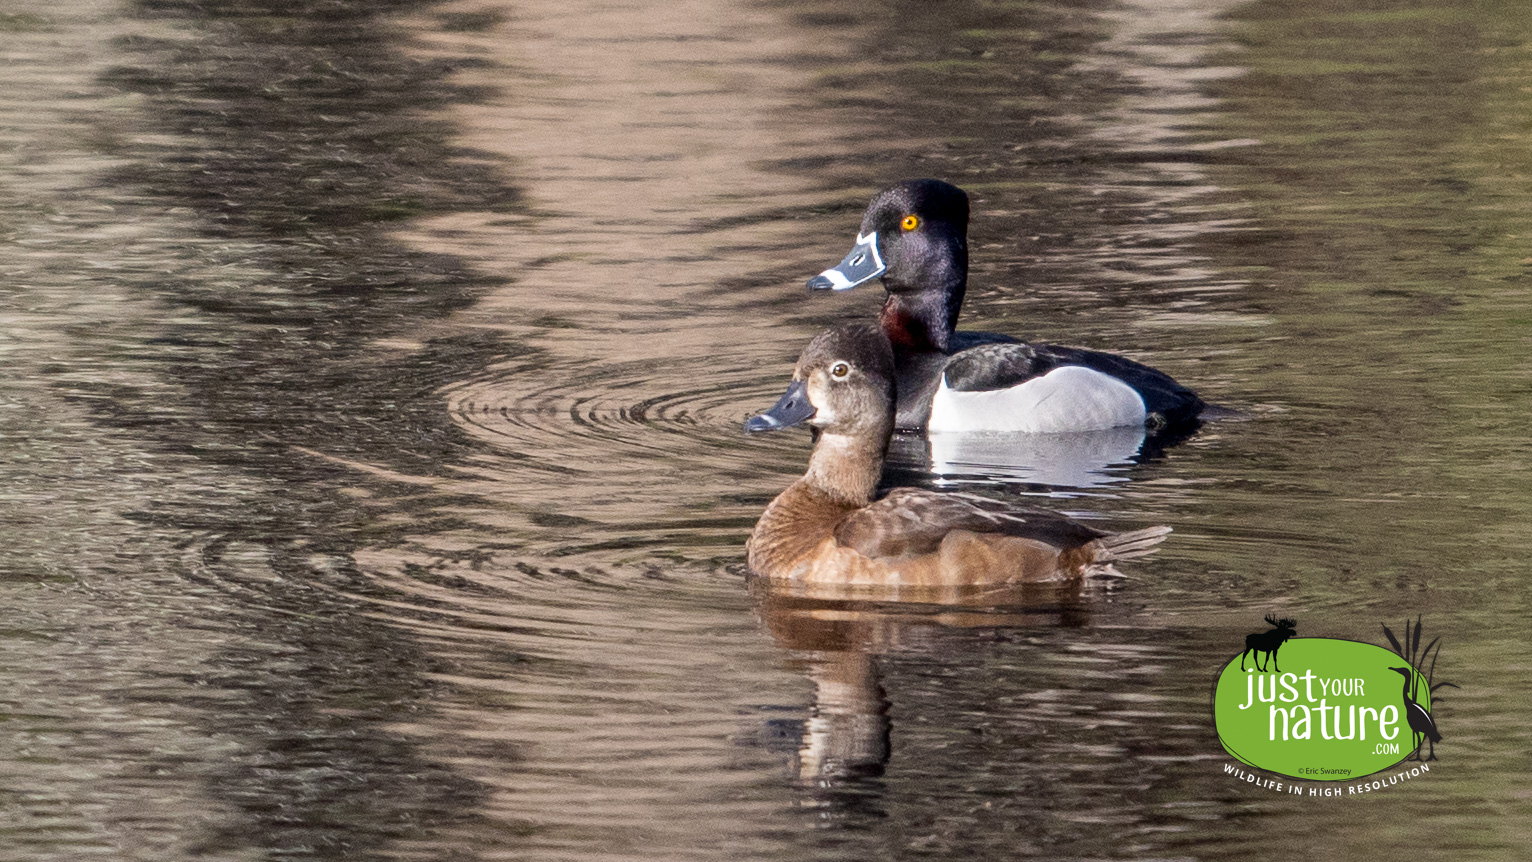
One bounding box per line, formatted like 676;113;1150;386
1213;638;1432;780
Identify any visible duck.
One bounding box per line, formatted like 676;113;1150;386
806;179;1204;435
743;323;1171;587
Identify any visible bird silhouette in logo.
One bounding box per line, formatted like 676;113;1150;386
1240;614;1296;673
1388;666;1442;761
1382;616;1457;761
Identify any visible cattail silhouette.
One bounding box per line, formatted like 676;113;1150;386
1381;616;1457;761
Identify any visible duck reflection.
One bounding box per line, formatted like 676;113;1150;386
888;425;1145;489
799;651;888;781
753;577;1093;784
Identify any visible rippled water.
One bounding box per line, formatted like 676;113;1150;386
3;0;1531;859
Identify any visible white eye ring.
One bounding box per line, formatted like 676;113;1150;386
829;362;851;380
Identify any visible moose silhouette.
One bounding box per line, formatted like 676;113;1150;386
1240;615;1297;673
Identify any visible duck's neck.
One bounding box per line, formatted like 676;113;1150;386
879;275;965;355
803;431;885;507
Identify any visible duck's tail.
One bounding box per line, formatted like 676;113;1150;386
1091;525;1172;562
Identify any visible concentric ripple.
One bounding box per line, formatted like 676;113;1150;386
427;344;813;575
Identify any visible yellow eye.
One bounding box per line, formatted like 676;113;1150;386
829;362;851;380
901;215;920;231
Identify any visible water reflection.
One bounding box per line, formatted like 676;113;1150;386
755;579;1093;786
890;426;1146;490
752;581;1236;852
4;0;1532;858
4;0;522;855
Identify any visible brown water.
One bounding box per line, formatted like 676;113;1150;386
3;0;1530;859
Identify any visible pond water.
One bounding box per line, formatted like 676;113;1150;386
3;0;1530;859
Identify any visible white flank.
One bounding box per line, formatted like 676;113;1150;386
927;366;1147;433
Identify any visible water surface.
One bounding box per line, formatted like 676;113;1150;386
2;0;1530;859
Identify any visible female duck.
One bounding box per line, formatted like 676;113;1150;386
807;179;1204;435
744;324;1170;587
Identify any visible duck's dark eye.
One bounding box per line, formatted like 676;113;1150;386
901;215;920;231
829;362;851;380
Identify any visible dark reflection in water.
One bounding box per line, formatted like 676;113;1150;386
101;0;519;470
754;579;1095;788
4;0;1532;859
64;0;528;856
750;582;1231;855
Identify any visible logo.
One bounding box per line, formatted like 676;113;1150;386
1213;616;1456;787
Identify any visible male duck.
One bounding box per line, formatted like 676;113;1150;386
807;179;1204;435
744;323;1170;587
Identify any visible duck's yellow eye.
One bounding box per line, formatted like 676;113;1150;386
901;215;920;231
829;362;851;380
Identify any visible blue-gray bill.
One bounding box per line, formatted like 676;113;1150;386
805;231;884;291
744;379;815;432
